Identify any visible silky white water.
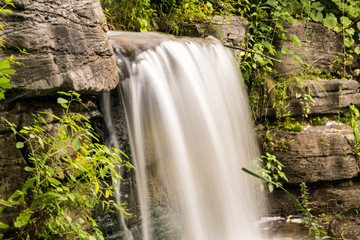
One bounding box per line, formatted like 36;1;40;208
106;31;265;240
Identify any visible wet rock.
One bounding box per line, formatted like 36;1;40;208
0;0;118;97
329;217;360;240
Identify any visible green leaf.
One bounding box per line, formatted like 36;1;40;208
323;13;338;30
0;223;9;229
357;22;360;30
345;28;355;36
57;97;68;104
0;77;9;84
60;103;68;109
72;139;81;151
292;55;304;64
354;47;360;55
309;10;318;22
0;60;10;71
24;166;34;172
344;37;355;48
49;178;62;186
16;142;24;149
8;190;24;201
316;11;323;23
19;129;29;134
57;91;72;96
22;177;36;193
290;34;301;47
340;16;352;28
311;2;325;11
14;211;32;228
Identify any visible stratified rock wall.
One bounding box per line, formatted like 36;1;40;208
274;21;343;75
260;80;360;216
0;0;118;97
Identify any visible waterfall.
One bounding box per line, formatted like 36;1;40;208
104;31;265;240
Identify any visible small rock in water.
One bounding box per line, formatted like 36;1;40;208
286;215;305;224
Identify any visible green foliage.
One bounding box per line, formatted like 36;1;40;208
100;0;155;31
259;153;288;192
243;168;329;239
0;91;132;239
300;182;328;239
100;0;214;33
348;104;360;155
0;0;16;100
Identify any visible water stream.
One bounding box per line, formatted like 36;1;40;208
103;31;266;240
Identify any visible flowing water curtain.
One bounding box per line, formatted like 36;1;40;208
105;32;266;240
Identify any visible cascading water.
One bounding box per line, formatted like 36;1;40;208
104;31;265;240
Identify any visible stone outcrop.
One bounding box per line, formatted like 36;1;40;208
274;21;343;75
0;0;118;97
266;79;360;117
184;16;247;47
259;122;359;183
261;79;360;217
156;16;247;48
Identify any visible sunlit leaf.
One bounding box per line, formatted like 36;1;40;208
22;177;36;193
49;178;61;186
323;13;338;30
95;181;99;193
292;55;304;64
8;190;24;201
72;139;81;151
16;142;24;149
355;47;360;55
340;16;352;28
14;211;32;228
344;37;355;48
290;34;301;47
0;223;9;229
57;97;68;104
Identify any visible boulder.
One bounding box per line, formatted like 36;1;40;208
0;0;118;97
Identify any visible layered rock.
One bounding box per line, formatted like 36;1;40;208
0;0;118;97
259;122;359;183
267;79;360;117
274;21;343;75
262;79;360;216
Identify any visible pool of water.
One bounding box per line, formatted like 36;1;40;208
260;217;310;240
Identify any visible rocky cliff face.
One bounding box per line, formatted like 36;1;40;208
259;80;360;216
0;0;118;97
0;0;117;234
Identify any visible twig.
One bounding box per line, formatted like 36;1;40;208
223;44;283;63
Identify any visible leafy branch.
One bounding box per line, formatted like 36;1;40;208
0;91;133;239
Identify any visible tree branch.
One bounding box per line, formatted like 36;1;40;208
223;44;282;63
